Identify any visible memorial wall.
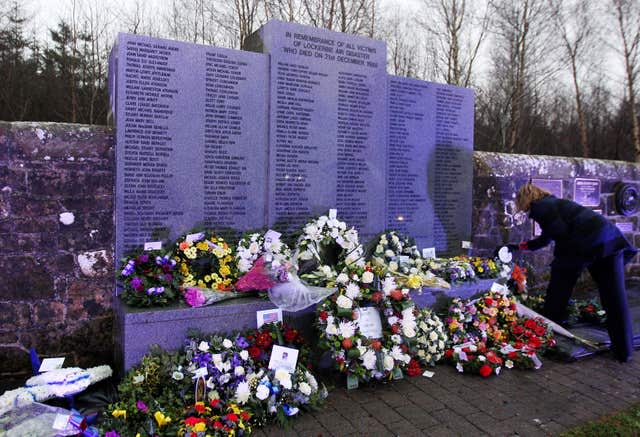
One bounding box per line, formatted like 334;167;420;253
110;21;475;261
110;34;269;261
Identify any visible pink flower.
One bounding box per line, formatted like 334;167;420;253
185;288;206;307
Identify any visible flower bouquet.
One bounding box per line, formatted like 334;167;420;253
118;249;181;307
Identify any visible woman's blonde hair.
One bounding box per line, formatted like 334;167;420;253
516;182;551;212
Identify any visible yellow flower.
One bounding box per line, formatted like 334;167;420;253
204;275;212;282
193;422;207;432
196;241;209;251
212;247;224;258
220;265;231;277
406;274;423;289
184;247;198;259
112;409;127;420
448;320;458;331
154;411;171;427
136;434;140;437
477;267;484;273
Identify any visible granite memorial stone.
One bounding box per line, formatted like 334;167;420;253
387;77;473;251
244;20;388;239
110;33;269;262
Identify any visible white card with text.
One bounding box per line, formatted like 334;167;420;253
39;357;65;372
256;308;283;328
144;241;162;251
186;232;205;243
422;248;436;259
268;345;299;373
356;307;383;339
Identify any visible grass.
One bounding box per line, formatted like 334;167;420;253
561;403;640;437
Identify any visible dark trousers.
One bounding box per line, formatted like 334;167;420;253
543;252;634;361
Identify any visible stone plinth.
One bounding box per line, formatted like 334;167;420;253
115;297;315;373
115;278;499;373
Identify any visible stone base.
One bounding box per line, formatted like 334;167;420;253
115;278;499;373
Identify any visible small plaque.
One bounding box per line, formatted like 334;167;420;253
422;370;434;378
256;308;283;328
355;307;383;339
573;178;601;207
268;345;299;373
347;374;359;390
39;357;65;372
461;241;472;249
186;232;205;243
422;248;436;259
329;209;338;220
532;179;563;197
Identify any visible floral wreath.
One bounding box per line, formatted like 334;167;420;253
235;231;291;274
174;231;237;290
316;266;415;383
295;214;365;286
119;249;180;307
413;308;448;368
369;231;422;274
445;291;555;377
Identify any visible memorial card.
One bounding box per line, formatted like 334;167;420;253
356;307;383;339
573;178;601;207
268;345;299;373
256;308;283;328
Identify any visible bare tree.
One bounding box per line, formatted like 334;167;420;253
378;10;432;79
487;0;558;153
300;0;377;36
548;0;597;158
610;0;640;161
417;0;488;87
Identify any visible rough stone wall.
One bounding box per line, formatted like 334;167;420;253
0;122;114;378
2;123;640;377
472;151;640;289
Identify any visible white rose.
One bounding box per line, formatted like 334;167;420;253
235;381;251;404
385;249;395;257
256;384;270;400
238;258;252;272
336;273;349;284
505;360;514;369
429;331;439;341
235;366;245;376
339;321;356;338
298;381;312;396
336;295;353;309
240;350;249;361
321;265;333;276
391;334;402;344
383;355;395;371
361;271;374;284
275;368;293;389
376;245;384;253
172;371;184;381
249;242;260;254
212;353;222;364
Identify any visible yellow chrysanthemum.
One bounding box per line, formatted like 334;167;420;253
406;274;423;289
112;409;127;420
196;241;209;251
154;411;171;427
193;422;207;432
220;265;231;277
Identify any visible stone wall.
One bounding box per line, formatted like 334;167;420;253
2;122;640;377
0;122;114;378
472;152;640;289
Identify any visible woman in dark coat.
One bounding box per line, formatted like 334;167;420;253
512;182;637;362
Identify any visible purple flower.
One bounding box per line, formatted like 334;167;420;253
136;254;149;264
105;431;120;437
146;286;164;295
130;277;144;292
193;352;212;367
136;400;148;413
121;260;135;276
235;336;249;349
185;288;205;307
164;273;174;282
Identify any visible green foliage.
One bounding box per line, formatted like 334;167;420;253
561;403;640;437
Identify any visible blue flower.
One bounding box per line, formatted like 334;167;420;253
235;336;249;349
282;405;299;416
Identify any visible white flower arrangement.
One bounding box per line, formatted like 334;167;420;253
235;231;292;273
414;308;448;367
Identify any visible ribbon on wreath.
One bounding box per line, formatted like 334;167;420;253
69;409;100;437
